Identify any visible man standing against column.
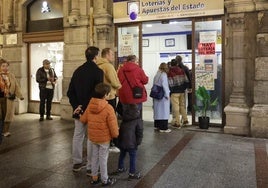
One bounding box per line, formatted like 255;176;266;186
67;46;103;175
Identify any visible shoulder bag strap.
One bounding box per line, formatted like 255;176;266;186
156;72;162;85
123;71;133;89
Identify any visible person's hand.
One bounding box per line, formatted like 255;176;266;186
73;105;83;115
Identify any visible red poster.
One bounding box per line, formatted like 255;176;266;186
198;42;215;55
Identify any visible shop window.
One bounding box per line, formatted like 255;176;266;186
30;42;63;102
27;0;63;32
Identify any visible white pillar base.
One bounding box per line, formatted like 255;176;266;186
224;105;250;136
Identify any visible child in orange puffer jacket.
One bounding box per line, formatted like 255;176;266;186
79;83;119;186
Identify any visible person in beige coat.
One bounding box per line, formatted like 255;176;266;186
97;48;121;153
97;48;121;109
0;59;24;137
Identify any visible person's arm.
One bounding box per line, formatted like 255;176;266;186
52;68;58;81
162;73;170;99
136;119;143;145
140;69;149;85
36;68;47;83
14;77;24;100
106;64;121;89
67;76;79;110
107;106;119;138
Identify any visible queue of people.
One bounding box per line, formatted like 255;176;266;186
0;45;191;187
50;50;190;186
67;47;147;186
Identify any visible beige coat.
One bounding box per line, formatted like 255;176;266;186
5;72;23;122
97;58;121;100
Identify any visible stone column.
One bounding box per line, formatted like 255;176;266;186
250;11;268;138
2;0;14;32
224;12;250;136
60;0;90;120
67;0;80;26
93;0;113;50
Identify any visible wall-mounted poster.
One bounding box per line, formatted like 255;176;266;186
199;55;217;78
195;72;214;90
199;31;217;43
196;55;217;90
119;34;133;56
198;42;215;55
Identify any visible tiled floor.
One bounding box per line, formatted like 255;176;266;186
0;113;267;188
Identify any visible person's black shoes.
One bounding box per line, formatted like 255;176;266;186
128;172;141;180
90;178;101;185
72;163;86;172
110;168;128;175
102;177;117;186
39;117;44;121
46;116;53;120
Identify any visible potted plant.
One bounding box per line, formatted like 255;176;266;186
194;86;218;129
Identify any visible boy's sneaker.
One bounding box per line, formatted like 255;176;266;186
72;163;86;172
3;132;11;137
159;129;171;133
102;177;117;186
86;169;92;176
109;146;120;153
110;168;128;175
90;178;101;185
128;172;141;180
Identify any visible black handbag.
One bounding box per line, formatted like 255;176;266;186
123;71;143;99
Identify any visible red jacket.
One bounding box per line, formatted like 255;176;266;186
118;62;148;104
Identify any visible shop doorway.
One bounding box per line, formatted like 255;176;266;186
116;17;223;126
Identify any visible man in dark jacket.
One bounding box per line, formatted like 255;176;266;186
36;59;57;121
67;46;103;175
167;58;189;128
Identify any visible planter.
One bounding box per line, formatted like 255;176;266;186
198;116;210;129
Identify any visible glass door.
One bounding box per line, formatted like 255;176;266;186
116;24;141;68
193;18;223;125
30;42;63;102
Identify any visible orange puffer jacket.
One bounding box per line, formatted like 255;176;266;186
80;98;119;144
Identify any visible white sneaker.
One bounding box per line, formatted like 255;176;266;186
159;129;171;133
3;132;11;137
109;146;120;153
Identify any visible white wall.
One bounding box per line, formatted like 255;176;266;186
142;34;189;107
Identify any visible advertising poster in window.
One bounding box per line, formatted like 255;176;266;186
119;34;133;56
196;31;217;90
196;55;217;90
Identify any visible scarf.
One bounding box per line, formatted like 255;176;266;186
0;72;10;96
